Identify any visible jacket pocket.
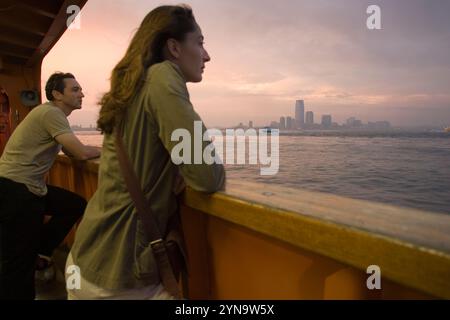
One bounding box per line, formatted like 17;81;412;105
134;242;158;280
133;220;158;280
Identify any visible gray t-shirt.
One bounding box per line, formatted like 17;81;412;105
0;102;72;196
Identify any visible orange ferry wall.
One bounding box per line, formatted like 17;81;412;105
48;156;433;300
181;206;431;300
0;61;42;137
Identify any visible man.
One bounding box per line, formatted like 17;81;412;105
0;72;100;300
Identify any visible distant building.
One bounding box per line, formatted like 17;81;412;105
295;100;305;128
279;117;286;130
331;122;340;129
249;121;253;128
321;115;332;128
305;111;314;125
346;117;356;126
367;121;391;129
346;117;362;128
286;116;293;130
71;124;98;132
270;121;279;128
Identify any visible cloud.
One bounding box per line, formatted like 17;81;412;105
42;0;450;127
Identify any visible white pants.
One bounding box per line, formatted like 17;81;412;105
65;253;174;300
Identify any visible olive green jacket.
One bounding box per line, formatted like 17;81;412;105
70;60;225;290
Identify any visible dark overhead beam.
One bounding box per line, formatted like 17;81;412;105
20;4;57;19
0;33;41;49
0;49;31;60
1;55;28;65
0;17;48;37
0;42;34;58
19;0;62;16
0;0;60;18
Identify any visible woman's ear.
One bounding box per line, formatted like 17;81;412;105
166;38;181;59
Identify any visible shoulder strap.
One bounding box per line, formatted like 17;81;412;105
113;123;182;299
114;125;163;242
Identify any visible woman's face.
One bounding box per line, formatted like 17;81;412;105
173;27;211;82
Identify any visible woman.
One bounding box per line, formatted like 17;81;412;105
66;5;225;299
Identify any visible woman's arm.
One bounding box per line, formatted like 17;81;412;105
146;62;225;193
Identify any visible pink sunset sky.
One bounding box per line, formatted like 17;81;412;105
42;0;450;128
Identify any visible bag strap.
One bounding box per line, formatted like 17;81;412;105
114;123;182;299
114;127;162;242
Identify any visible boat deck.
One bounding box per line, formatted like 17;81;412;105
35;246;69;300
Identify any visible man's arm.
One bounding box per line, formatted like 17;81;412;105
56;132;101;160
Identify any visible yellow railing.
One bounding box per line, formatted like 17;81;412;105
49;155;450;299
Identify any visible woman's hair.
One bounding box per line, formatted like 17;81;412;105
97;4;198;134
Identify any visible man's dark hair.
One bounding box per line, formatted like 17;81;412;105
45;72;75;101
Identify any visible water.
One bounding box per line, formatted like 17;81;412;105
75;131;450;214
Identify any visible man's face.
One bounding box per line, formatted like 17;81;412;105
59;78;84;110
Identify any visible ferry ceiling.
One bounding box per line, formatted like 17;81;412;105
0;0;87;129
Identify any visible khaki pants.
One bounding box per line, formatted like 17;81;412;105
65;253;174;300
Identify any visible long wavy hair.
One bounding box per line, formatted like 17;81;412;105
97;5;197;134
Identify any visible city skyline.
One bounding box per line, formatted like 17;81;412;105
237;99;392;130
42;0;450;128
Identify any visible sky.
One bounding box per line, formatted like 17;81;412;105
42;0;450;128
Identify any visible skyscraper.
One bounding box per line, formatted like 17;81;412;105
286;116;293;130
305;111;314;124
321;115;332;128
279;117;286;130
295;100;305;128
